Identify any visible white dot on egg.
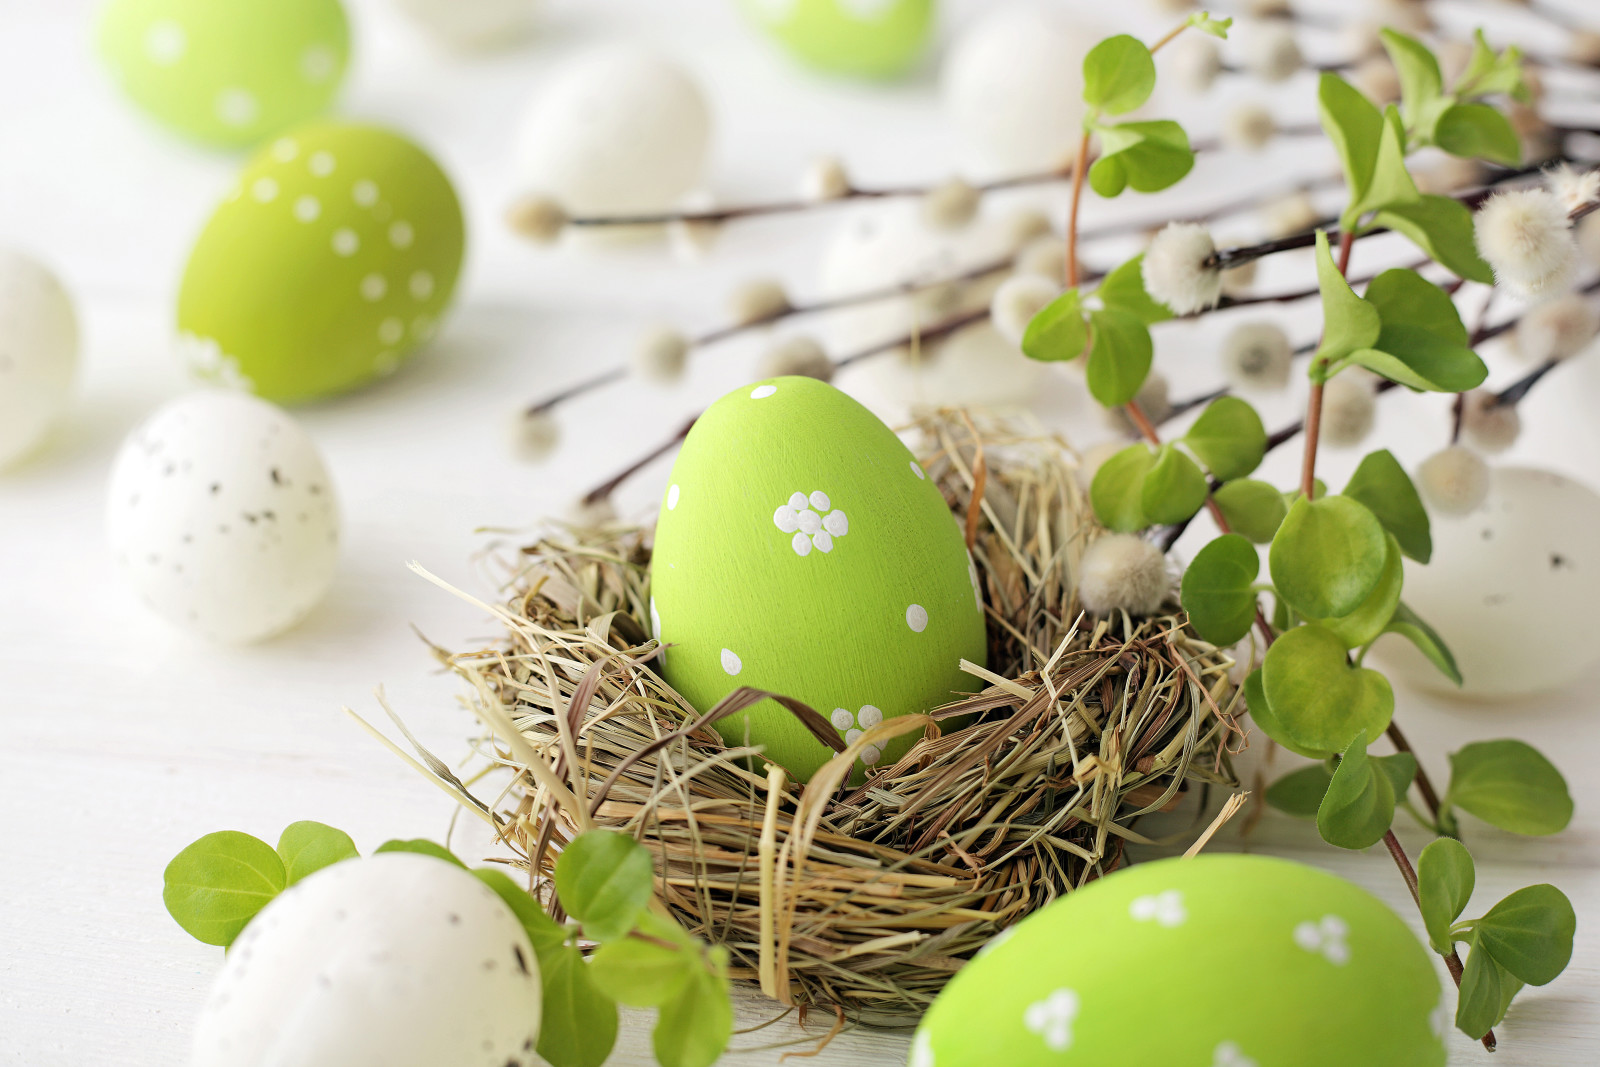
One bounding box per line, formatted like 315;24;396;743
409;271;435;300
858;705;883;727
720;648;742;675
862;744;882;766
352;180;379;207
215;88;258;128
813;531;834;553
791;531;812;556
750;384;777;399
667;484;681;510
797;509;822;535
910;460;926;480
360;274;387;302
293;195;321;223
309;151;336;177
389;221;415;249
378;318;404;344
845;728;863;745
271;138;299;163
830;708;854;730
331;228;359;256
650;597;662;641
906;604;929;632
823;510;848;537
144;21;186;66
251;177;279;203
373;351;399;377
787;491;808;510
809;490;830;511
411;316;436;342
773;505;798;532
301;44;337;83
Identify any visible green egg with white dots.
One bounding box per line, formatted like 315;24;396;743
177;121;465;403
911;854;1448;1067
649;377;987;783
740;0;934;80
97;0;349;148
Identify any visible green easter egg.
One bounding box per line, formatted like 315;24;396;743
741;0;934;79
650;377;986;782
177;122;465;403
98;0;349;148
913;854;1448;1067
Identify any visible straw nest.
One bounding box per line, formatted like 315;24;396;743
408;410;1243;1026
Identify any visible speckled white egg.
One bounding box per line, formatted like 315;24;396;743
107;391;339;644
389;0;539;51
942;7;1100;175
513;44;710;216
819;202;1045;409
192;853;542;1067
0;249;78;470
1374;466;1600;699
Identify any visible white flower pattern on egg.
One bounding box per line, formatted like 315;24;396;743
1213;1040;1258;1067
1128;890;1186;928
1294;914;1350;965
830;705;884;764
773;490;849;556
1022;988;1079;1052
178;332;253;391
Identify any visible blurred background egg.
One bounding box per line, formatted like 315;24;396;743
0;249;78;470
107;391;340;644
914;854;1445;1066
650;377;987;782
1374;466;1600;700
513;44;710;218
177;121;465;403
97;0;349;148
192;854;542;1067
738;0;934;80
388;0;540;52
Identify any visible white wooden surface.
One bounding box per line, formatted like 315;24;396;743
2;0;1598;1063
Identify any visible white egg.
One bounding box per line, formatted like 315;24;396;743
819;202;1045;409
513;44;710;217
192;853;542;1067
0;249;78;469
107;391;339;644
1374;466;1600;699
389;0;539;51
942;7;1101;175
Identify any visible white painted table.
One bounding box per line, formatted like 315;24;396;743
2;0;1597;1063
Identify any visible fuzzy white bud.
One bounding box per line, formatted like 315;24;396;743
1016;235;1066;285
507;195;568;244
1320;375;1376;448
1145;0;1197;13
990;273;1061;347
1078;533;1170;616
1417;446;1490;516
666;192;719;263
1544;164;1600;215
633;327;690;383
1142;223;1221;315
1352;56;1401;105
1514;293;1599;363
1475;188;1579;296
728;278;791;327
923;177;982;231
1261;191;1321;239
1339;22;1384;62
1570;30;1600;68
1076;439;1127;492
1105;372;1173;433
1508;102;1557;161
1413;156;1485;196
1169;34;1223;94
1004;208;1054;252
1460;390;1522;454
799;156;851;202
1243;23;1303;84
1247;0;1291;16
759;336;834;381
1222;104;1277;152
511;410;560;462
1222;322;1293;390
1367;0;1432;34
1219;241;1258;297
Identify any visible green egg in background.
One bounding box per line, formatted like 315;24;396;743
98;0;350;148
650;377;986;783
739;0;934;80
177;121;465;403
912;854;1448;1067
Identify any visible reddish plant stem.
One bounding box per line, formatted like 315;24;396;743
1298;231;1354;498
1066;130;1093;289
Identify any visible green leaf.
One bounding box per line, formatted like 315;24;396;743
1088;153;1129;198
1186;11;1233;39
1341;449;1431;563
1094;120;1194;194
590;934;694;1007
1095;255;1173;325
1457;934;1515;1038
1435;102;1521;165
1184;396;1267;481
1316;731;1398;850
1384;602;1461;684
1376;750;1418;798
1082;35;1156;115
1244;667;1332;760
1349;108;1421;222
1364;268;1469;345
1269;495;1388;619
163;831;287;947
1455;29;1529;102
555;829;655;943
1311;231;1382;373
1317;73;1384;215
473;868;568;956
1085;307;1154;407
374;839;466;867
1475;884;1576;985
1090;444;1155;532
1212;479;1287;543
275;822;358;887
1180;533;1260;646
1378;29;1444;135
1350;270;1490;389
1140;445;1208;525
1265;763;1333;818
1418;838;1476;954
1446;740;1573;836
1262;624;1395;754
539;942;619;1067
1021;288;1088;363
653;959;734;1067
1319;533;1403;649
1373;195;1496;283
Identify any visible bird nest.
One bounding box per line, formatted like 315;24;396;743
403;410;1243;1026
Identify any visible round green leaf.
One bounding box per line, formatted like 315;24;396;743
374;838;466;867
1456;934;1517;1039
1475;884;1576;986
1082;34;1155;115
1319;533;1403;649
1446;740;1573;836
1213;479;1288;543
1243;667;1332;760
1264;763;1333;819
554;829;655;942
1085;307;1153;407
1269;495;1388;620
163;831;287;947
1184;396;1267;482
1372;194;1495;283
1316;731;1397;851
590;935;694;1007
1341;449;1431;563
1140;445;1208;526
1261;623;1395;754
538;942;620;1067
1089;444;1155;532
1180;533;1260;646
1311;230;1383;371
276;821;358;886
473;868;568;956
1021;288;1088;364
1095;120;1195;193
1095;254;1172;325
653;964;734;1067
1435;102;1521;165
1418;838;1476;955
